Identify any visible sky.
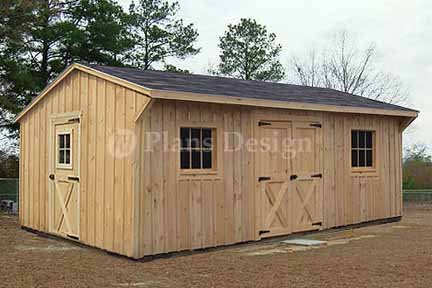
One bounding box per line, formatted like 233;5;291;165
118;0;431;148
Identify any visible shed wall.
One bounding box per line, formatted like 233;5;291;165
19;70;149;257
136;99;404;257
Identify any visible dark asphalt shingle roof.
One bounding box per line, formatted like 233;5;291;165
88;64;417;113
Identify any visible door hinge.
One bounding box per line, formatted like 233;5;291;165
259;230;270;235
312;221;322;226
290;174;298;181
311;173;323;178
68;176;80;182
258;176;271;182
310;123;322;128
258;121;271;126
68;118;80;123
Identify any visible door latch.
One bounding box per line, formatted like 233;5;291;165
258;176;271;182
49;174;55;180
290;174;298;181
258;121;272;126
68;176;80;182
311;173;323;178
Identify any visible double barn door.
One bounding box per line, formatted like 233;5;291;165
257;120;323;238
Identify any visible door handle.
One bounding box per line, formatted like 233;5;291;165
311;173;322;178
68;176;80;182
49;174;55;180
258;176;271;182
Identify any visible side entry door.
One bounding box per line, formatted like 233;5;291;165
50;119;80;239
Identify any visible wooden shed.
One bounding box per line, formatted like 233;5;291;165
16;63;418;258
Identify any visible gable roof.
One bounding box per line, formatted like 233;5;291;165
89;64;417;114
15;63;418;122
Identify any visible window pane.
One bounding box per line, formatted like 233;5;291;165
366;150;373;167
352;150;358;167
65;134;71;148
203;150;212;169
202;129;212;148
65;150;71;164
191;128;201;148
359;150;366;167
359;131;366;148
366;131;373;149
180;149;190;169
59;150;65;164
59;135;65;149
191;150;201;169
351;131;358;149
180;128;190;148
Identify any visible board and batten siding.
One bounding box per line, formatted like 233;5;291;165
19;69;406;259
135;100;405;257
19;70;150;257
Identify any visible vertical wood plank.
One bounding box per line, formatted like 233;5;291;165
224;109;235;244
33;108;40;230
95;78;106;248
123;89;135;256
86;75;97;246
241;109;252;241
79;72;89;242
39;102;47;230
163;101;177;252
233;111;242;242
151;102;164;254
201;179;214;248
113;85;126;254
178;179;191;250
28;112;34;228
142;112;153;255
334;114;345;226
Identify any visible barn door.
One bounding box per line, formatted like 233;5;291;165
257;121;293;238
291;121;323;232
49;120;80;239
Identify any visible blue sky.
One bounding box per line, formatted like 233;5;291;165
119;0;431;148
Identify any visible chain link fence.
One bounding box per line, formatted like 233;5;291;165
0;178;19;213
403;190;432;202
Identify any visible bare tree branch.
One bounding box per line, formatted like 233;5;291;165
288;30;408;105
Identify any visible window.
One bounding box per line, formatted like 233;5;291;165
351;130;374;169
180;127;214;170
58;133;72;167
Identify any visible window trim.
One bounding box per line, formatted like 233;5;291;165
56;129;73;170
350;129;377;174
177;123;220;177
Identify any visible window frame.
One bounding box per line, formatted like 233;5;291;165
350;129;377;174
178;124;219;176
56;129;73;170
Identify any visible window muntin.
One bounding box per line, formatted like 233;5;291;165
180;127;213;170
351;130;374;168
58;133;72;167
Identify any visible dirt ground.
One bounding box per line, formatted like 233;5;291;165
1;203;432;288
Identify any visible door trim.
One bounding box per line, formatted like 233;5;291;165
48;111;81;238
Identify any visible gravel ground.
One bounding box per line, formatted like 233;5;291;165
1;203;432;288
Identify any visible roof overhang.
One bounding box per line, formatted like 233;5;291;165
15;63;419;123
150;89;419;118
